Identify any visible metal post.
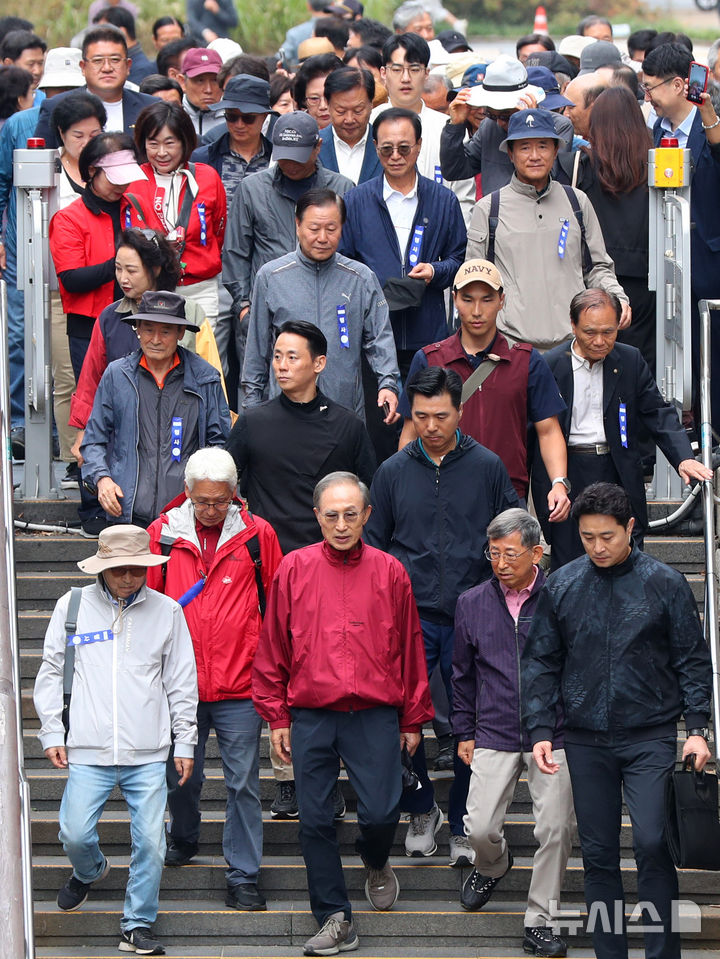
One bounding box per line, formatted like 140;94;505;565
0;280;35;959
698;299;720;746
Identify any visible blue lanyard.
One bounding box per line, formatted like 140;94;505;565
408;225;425;267
336;305;350;348
433;164;443;185
171;417;183;462
618;400;628;448
197;202;207;246
558;219;569;259
67;629;113;648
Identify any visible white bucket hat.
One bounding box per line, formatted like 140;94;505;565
466;55;545;109
37;48;84;90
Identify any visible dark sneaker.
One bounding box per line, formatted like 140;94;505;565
225;882;267;911
460;850;513;911
271;780;299;819
79;517;110;539
303;911;359;956
523;926;567;957
433;733;455;770
404;803;443;857
60;461;80;489
364;860;399;911
56;857;110;911
164;839;198;867
118;926;165;954
333;779;346;821
10;427;24;461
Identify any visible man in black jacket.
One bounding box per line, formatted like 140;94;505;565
522;482;713;959
533;288;712;569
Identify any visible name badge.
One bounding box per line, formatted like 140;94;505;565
558;219;569;259
336;306;350;348
433;164;443;185
618;401;628;448
124;207;132;229
67;629;113;648
197;202;207;246
408;225;425;267
171;417;183;462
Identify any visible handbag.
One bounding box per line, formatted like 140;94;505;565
664;755;720;870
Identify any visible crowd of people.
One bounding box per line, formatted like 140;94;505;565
2;1;717;957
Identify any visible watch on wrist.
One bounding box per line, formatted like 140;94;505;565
687;727;710;740
551;476;571;493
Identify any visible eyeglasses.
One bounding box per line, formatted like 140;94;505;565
225;111;262;124
485;109;514;123
85;55;127;67
484;546;533;563
305;94;328;106
190;499;233;512
385;63;426;77
318;510;365;524
640;76;674;97
377;143;415;157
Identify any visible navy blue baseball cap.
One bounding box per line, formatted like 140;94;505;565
499;108;562;153
526;66;573;111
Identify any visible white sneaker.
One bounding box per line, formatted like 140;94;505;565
405;803;443;857
449;833;475;868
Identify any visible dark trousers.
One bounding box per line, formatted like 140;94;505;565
402;620;471;835
565;737;679;959
291;706;402;925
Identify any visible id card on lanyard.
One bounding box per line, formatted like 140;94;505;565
336;306;350;348
408;225;425;268
171;417;183;462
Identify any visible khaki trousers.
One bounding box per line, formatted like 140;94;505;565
464;746;575;927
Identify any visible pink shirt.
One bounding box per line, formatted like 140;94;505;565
499;565;539;622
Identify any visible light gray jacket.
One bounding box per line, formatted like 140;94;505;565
34;580;198;765
241;246;400;419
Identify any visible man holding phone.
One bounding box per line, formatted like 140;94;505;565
643;42;720;424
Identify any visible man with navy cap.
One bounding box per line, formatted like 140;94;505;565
466;108;629;352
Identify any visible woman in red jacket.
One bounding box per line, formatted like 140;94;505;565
124;100;226;324
49;132;147;381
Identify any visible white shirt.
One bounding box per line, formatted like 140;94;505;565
332;126;369;185
569;339;606;445
659;105;697;149
383;174;419;261
103;98;124;133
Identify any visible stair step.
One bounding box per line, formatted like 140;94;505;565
30;951;720;959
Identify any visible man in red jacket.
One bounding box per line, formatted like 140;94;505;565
253;470;433;957
146;446;283;911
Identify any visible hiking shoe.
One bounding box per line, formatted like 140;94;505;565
225;882;267;911
164;839;198;867
333;779;346;821
460;851;513;911
364;860;399;911
404;803;443;857
433;733;455;770
303;911;359;955
56;857;110;911
118;926;165;954
449;833;475;868
523;925;567;957
271;780;298;818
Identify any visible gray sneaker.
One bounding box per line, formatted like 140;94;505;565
405;803;443;857
449;834;475;868
364;860;399;910
303;912;359;956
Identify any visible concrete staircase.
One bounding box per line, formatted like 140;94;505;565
13;497;720;958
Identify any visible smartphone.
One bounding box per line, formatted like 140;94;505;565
687;61;709;104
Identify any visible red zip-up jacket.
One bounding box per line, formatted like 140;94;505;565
147;493;282;701
252;539;433;732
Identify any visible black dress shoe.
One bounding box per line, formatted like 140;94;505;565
164;840;198;866
460;850;513;911
523;925;567;957
225;882;267;911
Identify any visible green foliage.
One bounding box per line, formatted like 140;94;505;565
457;0;649;31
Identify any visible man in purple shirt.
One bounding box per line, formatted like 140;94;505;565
452;508;574;959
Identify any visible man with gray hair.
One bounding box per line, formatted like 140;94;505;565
146;448;283;911
392;2;434;39
253;470;433;956
452;508;573;959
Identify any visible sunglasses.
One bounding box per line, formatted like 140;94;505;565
225;111;263;124
377;143;415;157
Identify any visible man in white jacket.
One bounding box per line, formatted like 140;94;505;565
34;525;198;958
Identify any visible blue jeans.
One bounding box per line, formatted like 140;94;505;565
4;244;25;428
402;620;471;835
58;761;166;931
167;699;263;886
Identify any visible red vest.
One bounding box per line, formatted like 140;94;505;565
423;331;531;497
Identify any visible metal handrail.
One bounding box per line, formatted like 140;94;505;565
698;301;720;747
0;279;35;958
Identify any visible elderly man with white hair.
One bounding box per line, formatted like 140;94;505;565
146;447;283;911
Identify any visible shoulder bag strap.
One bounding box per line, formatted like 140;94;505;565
461;356;500;404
